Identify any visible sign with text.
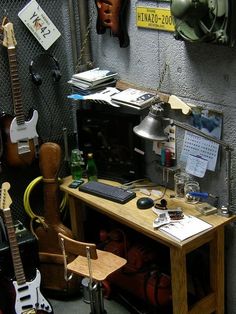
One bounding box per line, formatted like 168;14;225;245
136;7;175;32
18;0;61;50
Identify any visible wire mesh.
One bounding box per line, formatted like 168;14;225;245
0;0;77;224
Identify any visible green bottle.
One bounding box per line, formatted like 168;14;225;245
70;149;82;180
86;153;98;181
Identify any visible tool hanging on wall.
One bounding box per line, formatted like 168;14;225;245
95;0;130;48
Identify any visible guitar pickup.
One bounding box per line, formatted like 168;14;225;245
18;139;31;154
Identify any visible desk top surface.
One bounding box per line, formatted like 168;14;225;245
61;176;236;249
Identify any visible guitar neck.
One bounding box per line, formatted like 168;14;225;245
7;47;25;125
3;208;26;285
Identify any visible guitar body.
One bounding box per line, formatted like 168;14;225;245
0;182;53;314
0;272;53;314
0;19;39;167
13;269;53;314
0;112;38;167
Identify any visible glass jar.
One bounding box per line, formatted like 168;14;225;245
174;172;191;198
184;181;200;204
70;149;82;180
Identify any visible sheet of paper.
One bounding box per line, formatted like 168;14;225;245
185;154;208;178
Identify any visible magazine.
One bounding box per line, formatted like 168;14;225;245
111;88;157;109
155;215;212;241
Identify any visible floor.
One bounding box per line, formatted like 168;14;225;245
48;283;150;314
49;295;131;314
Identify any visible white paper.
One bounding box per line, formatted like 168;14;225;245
185;154;208;178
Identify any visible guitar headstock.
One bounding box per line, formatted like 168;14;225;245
0;17;17;48
0;182;12;209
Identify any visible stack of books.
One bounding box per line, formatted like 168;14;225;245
68;67;118;94
110;88;158;110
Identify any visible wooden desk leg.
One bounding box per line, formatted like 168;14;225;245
210;227;224;314
170;246;188;314
68;195;86;240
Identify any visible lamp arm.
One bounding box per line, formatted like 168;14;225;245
171;119;233;150
170;119;233;214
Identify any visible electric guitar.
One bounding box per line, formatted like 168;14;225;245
0;18;39;167
0;182;53;314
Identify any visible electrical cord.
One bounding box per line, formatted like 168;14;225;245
23;176;67;221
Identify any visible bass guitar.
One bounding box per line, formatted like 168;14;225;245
0;182;53;314
0;18;39;167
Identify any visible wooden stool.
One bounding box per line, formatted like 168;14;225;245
58;233;127;314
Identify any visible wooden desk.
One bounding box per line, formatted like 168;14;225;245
60;176;235;314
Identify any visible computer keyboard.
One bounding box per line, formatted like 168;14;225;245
79;181;136;204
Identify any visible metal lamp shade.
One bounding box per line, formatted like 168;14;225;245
133;104;168;141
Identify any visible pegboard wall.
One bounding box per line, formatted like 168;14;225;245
0;0;79;225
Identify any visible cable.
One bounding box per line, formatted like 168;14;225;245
23;176;67;221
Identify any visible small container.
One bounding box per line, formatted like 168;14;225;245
70;149;82;180
174;172;191;198
86;153;98;181
184;181;200;204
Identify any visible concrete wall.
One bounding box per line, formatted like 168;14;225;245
87;1;236;312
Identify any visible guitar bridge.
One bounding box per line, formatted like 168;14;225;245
17;139;31;155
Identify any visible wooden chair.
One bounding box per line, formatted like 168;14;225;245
58;233;127;314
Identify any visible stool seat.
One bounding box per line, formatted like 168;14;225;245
58;232;127;314
67;249;127;281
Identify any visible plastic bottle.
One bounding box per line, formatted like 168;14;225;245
86;153;98;181
70;149;82;180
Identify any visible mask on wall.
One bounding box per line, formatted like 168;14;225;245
95;0;130;48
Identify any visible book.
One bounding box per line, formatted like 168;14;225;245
68;77;117;91
18;0;61;50
111;88;157;109
72;68;118;86
155;215;212;241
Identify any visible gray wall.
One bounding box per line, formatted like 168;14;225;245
87;1;236;312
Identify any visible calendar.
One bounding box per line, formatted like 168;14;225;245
180;131;219;171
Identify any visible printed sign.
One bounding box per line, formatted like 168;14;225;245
136;7;175;32
18;0;61;50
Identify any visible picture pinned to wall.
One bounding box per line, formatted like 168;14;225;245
153;125;176;166
180;109;223;176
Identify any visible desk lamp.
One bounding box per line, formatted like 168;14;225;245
133;102;234;217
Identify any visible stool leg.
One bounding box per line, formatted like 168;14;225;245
89;282;107;314
89;281;97;314
97;282;107;314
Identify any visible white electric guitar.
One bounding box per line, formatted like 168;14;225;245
0;18;38;167
0;182;53;314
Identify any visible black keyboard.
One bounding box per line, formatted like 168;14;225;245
79;181;136;204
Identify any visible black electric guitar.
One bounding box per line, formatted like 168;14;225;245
0;18;39;167
0;182;53;314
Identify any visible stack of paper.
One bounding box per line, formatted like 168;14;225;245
68;67;118;92
111;88;158;110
